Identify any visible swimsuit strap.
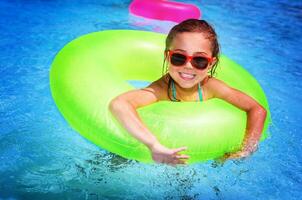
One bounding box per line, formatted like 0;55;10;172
171;79;177;101
171;79;203;102
198;81;203;102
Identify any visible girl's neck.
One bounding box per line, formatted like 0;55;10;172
174;81;197;95
172;80;199;101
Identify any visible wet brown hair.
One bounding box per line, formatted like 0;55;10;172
162;19;220;101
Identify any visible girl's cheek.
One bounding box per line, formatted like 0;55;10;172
168;66;178;74
196;71;208;81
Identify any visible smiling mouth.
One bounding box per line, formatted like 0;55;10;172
179;72;196;80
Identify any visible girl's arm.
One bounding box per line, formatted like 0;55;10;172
208;78;267;159
109;82;189;165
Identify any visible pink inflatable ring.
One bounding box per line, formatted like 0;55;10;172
129;0;201;23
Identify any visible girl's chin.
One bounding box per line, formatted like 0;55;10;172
176;80;196;89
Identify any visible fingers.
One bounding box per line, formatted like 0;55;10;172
175;155;190;159
224;154;237;159
177;160;188;165
223;150;250;160
223;152;240;159
169;159;188;166
159;154;189;166
172;146;187;154
171;147;189;165
172;153;190;166
152;146;190;166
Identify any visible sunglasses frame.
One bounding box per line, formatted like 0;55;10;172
168;50;213;70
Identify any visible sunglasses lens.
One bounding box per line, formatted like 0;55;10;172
192;57;208;69
170;53;186;66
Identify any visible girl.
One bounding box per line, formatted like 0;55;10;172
109;19;267;166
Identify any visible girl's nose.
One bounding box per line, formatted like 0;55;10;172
184;60;194;69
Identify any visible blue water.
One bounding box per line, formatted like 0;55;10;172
1;0;301;199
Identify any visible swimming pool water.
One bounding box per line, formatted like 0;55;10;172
0;0;301;199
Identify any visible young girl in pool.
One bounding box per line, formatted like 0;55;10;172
109;19;267;165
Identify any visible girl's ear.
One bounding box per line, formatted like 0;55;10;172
163;50;170;75
207;57;217;71
209;57;217;68
164;50;169;58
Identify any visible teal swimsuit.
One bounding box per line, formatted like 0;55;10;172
171;79;203;102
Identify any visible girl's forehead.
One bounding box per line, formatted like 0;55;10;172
170;32;212;54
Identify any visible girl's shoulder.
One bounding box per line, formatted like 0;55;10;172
204;76;224;87
203;76;229;100
143;74;170;101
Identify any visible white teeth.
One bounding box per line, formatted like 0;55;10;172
179;72;195;79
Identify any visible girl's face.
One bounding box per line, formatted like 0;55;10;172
167;32;216;89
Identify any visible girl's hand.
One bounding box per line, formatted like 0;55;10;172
149;142;190;166
223;150;251;159
223;142;258;160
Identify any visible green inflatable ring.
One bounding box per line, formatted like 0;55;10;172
50;30;271;164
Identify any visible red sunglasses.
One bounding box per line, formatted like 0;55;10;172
168;50;213;70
